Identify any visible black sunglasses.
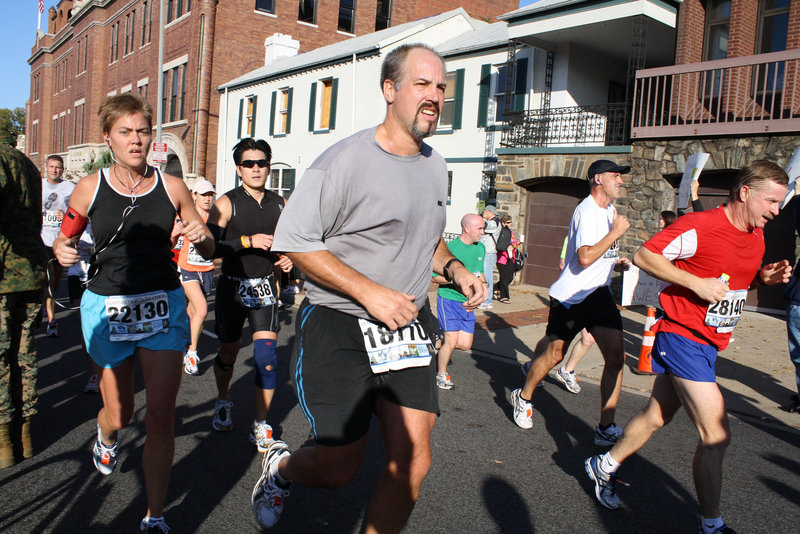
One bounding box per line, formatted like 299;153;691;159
239;159;269;169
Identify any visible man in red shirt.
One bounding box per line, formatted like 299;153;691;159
584;161;791;534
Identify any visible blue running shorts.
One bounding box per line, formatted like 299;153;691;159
651;331;718;382
436;295;476;333
81;287;190;369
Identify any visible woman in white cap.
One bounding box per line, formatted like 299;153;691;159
178;179;217;375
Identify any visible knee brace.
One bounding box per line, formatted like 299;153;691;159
253;338;277;390
214;354;234;371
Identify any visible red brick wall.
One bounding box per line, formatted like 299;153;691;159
675;0;705;65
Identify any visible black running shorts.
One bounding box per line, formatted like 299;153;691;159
214;274;279;343
291;298;440;447
545;286;622;343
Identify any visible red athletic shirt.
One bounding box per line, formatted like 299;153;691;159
643;206;764;351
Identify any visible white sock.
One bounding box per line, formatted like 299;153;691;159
701;516;724;534
600;452;620;474
269;454;290;485
186;349;197;357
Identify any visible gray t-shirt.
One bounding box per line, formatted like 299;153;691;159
272;126;448;320
480;217;500;254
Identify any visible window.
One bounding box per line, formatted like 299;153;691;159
438;70;463;131
138;78;149;98
59;115;66;152
82;36;88;72
269;168;296;198
308;78;339;131
163;64;186;122
237;95;258;138
110;21;119;63
167;0;174;23
758;0;789;53
54;64;59;94
298;0;317;24
256;0;275;14
73;103;85;145
33;75;39;102
31;120;38;154
124;13;131;55
63;59;68;90
270;88;293;136
375;0;392;31
704;0;731;61
76;39;81;74
176;0;184;19
338;0;356;33
494;58;528;122
446;171;452;205
142;1;153;46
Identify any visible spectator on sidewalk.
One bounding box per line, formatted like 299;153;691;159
479;205;501;309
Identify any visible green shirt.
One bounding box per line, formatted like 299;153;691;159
0;144;48;293
436;237;485;302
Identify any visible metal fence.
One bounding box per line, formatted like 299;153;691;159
500;103;628;148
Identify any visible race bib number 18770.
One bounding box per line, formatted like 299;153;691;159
358;319;434;374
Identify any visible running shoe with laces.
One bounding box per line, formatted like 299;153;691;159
252;441;291;528
212;399;234;431
183;351;200;376
436;372;454;390
249;420;275;453
698;523;737;534
555;366;581;394
584;454;620;509
92;424;118;476
83;374;100;393
594;423;623;446
46;321;59;337
510;388;533;429
140;516;171;533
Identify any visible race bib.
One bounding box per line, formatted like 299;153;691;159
186;242;213;267
237;277;276;308
105;290;170;341
42;211;61;227
358;319;433;374
705;289;747;333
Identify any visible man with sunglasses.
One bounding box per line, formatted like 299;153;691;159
206;138;292;453
40;155;73;337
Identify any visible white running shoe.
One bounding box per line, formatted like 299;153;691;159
83;374;100;393
555;366;581;394
594;423;623;446
249;420;275;453
212;399;234;431
92;424;118;476
46;321;59;337
436;372;454;390
183;351;200;376
510;388;533;429
252;441;291;528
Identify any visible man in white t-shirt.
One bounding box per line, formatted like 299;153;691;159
510;159;631;446
40;155;74;337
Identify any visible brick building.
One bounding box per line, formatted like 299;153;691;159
26;0;516;182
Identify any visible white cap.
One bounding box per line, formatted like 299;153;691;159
192;179;215;194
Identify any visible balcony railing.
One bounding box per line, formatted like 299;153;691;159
631;49;800;139
500;103;628;148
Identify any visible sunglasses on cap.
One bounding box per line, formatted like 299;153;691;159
239;159;269;169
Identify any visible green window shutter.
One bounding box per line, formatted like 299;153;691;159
269;91;276;136
513;58;528;111
477;64;491;127
249;96;257;137
329;78;339;130
308;82;317;131
236;98;244;138
286;88;293;134
452;68;464;130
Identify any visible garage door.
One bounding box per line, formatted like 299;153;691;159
522;179;590;288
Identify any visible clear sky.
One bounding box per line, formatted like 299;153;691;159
0;1;539;111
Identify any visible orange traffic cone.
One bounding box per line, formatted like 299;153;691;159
634;307;657;375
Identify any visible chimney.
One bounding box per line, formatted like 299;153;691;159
264;33;299;66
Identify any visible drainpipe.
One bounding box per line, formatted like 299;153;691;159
352;52;357;132
193;3;216;180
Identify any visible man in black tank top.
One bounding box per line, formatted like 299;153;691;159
207;138;292;452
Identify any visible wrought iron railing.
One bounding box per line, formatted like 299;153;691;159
500;103;629;148
631;49;800;138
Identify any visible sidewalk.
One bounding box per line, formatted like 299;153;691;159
444;284;800;431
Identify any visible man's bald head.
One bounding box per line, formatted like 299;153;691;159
460;213;485;245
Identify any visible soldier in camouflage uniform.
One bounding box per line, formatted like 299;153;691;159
0;144;48;468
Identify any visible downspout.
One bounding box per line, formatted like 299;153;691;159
191;14;204;174
352;52;356;132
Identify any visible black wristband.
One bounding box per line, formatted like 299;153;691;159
443;258;464;282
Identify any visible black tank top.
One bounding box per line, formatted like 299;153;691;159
87;167;180;295
221;186;283;278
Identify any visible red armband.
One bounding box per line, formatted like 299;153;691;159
61;207;88;238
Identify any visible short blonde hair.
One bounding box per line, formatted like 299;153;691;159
98;93;153;134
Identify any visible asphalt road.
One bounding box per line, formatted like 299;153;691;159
2;293;799;533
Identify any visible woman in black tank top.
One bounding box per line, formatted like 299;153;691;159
52;94;213;532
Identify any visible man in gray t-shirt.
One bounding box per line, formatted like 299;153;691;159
479;205;501;308
251;44;485;532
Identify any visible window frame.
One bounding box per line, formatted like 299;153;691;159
298;0;317;25
255;0;276;14
338;0;356;34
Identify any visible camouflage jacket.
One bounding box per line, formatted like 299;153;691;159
0;144;48;293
